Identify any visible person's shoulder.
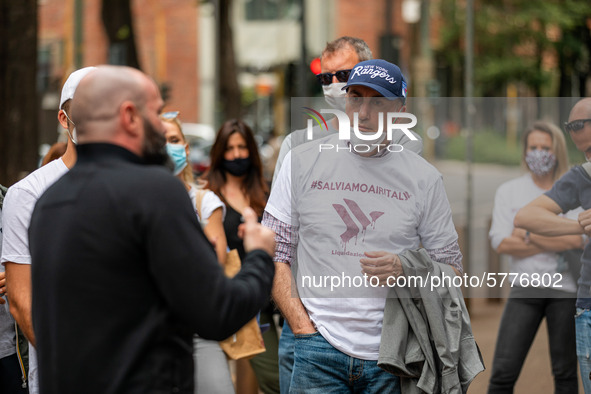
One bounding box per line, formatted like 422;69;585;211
568;164;589;180
497;173;530;192
203;189;222;203
93;162;185;200
130;165;184;190
548;165;588;189
5;159;67;203
14;158;66;189
398;152;441;180
201;190;225;217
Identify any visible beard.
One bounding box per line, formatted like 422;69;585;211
141;115;173;171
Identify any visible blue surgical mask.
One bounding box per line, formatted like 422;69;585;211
166;143;188;175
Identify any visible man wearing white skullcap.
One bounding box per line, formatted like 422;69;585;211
1;66;96;394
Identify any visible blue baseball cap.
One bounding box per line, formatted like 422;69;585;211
342;59;407;102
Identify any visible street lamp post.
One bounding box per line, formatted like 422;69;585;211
297;0;307;98
464;0;474;304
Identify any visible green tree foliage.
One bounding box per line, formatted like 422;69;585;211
437;0;591;97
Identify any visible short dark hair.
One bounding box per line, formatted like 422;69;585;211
322;36;372;62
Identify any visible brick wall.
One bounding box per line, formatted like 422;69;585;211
335;0;412;74
39;0;200;122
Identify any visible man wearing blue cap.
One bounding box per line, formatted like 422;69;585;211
270;40;424;394
263;59;475;392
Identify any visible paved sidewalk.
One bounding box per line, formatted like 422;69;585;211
467;298;584;393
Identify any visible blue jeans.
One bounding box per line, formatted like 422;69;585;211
278;322;295;394
289;332;400;394
576;308;591;394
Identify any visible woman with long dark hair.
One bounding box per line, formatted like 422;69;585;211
203;119;278;394
205;119;269;257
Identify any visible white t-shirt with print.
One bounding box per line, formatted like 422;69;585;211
1;157;68;394
266;134;458;360
489;173;579;293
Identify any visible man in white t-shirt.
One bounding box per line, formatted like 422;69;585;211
1;66;95;394
263;59;462;393
271;37;423;394
0;184;28;393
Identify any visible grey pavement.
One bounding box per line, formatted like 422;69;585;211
436;160;524;298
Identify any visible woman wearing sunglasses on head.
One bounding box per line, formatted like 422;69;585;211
203;119;279;394
161;111;235;394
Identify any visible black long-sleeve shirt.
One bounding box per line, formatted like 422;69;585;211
29;143;274;394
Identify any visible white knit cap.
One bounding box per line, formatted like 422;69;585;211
59;66;97;109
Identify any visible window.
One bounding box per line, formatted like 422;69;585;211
245;0;297;21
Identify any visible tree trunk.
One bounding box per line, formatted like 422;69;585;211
0;0;39;186
102;0;141;69
218;0;241;120
579;22;591;97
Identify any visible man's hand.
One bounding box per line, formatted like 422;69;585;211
0;272;6;305
579;209;591;236
512;228;527;239
272;263;317;335
240;207;276;258
360;251;403;285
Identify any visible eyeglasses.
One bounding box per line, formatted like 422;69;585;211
564;119;591;133
160;111;179;120
316;69;352;86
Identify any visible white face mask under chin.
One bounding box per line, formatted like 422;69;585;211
62;110;78;144
322;82;347;112
348;128;389;155
67;127;78;145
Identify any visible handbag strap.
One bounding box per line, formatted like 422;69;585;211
194;188;208;220
582;162;591;179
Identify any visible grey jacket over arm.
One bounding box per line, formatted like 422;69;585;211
378;249;484;394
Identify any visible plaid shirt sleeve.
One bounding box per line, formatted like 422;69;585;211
261;211;297;265
262;210;462;273
425;240;463;274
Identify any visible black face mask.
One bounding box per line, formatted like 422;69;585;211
222;157;251;176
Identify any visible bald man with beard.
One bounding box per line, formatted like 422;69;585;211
28;66;276;394
515;98;591;393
